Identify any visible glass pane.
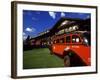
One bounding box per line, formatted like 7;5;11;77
66;36;70;43
72;35;81;43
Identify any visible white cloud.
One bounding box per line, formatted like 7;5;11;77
86;15;90;19
32;17;37;21
26;27;32;32
25;27;36;32
23;36;27;40
23;32;26;36
61;12;66;17
48;12;56;19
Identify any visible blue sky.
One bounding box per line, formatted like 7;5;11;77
23;10;90;40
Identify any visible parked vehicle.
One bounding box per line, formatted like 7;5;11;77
49;31;91;67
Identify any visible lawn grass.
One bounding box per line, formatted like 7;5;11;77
23;48;64;69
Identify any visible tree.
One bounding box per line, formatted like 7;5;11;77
26;35;30;41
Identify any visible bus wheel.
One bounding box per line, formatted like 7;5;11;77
64;55;70;67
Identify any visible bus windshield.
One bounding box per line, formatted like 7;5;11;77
83;32;91;46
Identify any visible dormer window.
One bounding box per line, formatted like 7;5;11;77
60;20;69;26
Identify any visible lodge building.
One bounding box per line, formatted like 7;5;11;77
29;17;90;47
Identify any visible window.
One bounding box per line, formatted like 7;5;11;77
66;36;70;43
56;39;59;43
60;38;65;43
72;35;81;43
53;40;56;44
83;33;91;46
60;20;69;26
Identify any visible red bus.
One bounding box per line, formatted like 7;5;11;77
49;31;91;67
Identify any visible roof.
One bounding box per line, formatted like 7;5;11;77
65;31;90;35
30;17;90;40
50;17;90;32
